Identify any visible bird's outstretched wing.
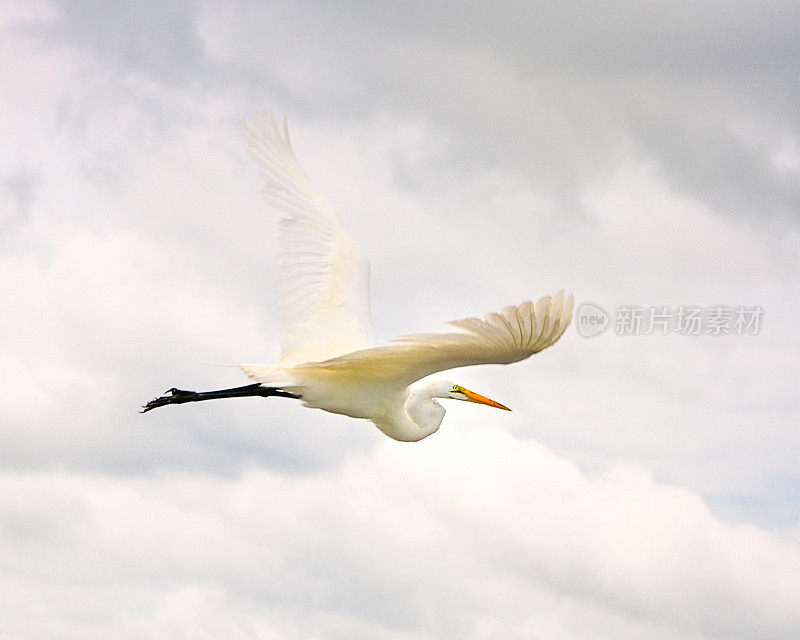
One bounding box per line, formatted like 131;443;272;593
300;292;574;388
244;112;374;366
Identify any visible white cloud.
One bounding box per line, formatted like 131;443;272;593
1;429;798;639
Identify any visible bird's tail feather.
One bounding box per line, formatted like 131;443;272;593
240;364;297;387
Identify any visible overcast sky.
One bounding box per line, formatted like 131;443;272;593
2;1;800;638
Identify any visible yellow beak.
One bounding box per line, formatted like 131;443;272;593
459;386;511;411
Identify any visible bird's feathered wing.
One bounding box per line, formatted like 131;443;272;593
244;112;374;366
297;292;574;389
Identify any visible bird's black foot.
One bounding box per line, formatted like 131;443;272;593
140;388;199;413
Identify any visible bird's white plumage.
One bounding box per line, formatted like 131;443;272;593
240;111;573;441
244;113;373;366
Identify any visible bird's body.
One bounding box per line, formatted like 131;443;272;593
240;367;483;442
143;112;573;441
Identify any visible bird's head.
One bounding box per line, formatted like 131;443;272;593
402;379;512;440
436;380;511;411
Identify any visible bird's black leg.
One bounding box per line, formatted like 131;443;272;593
140;384;299;413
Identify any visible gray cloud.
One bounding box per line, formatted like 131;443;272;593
45;0;207;82
30;0;800;224
185;0;800;228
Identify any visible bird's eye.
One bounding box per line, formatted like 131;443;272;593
452;385;461;393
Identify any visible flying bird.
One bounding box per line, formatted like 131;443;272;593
142;112;574;441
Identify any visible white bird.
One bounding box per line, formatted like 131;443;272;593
143;112;574;441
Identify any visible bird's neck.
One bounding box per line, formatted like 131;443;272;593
404;383;446;437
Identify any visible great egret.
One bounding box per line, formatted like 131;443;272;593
142;112;574;441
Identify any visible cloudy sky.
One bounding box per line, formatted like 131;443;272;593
2;1;800;638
